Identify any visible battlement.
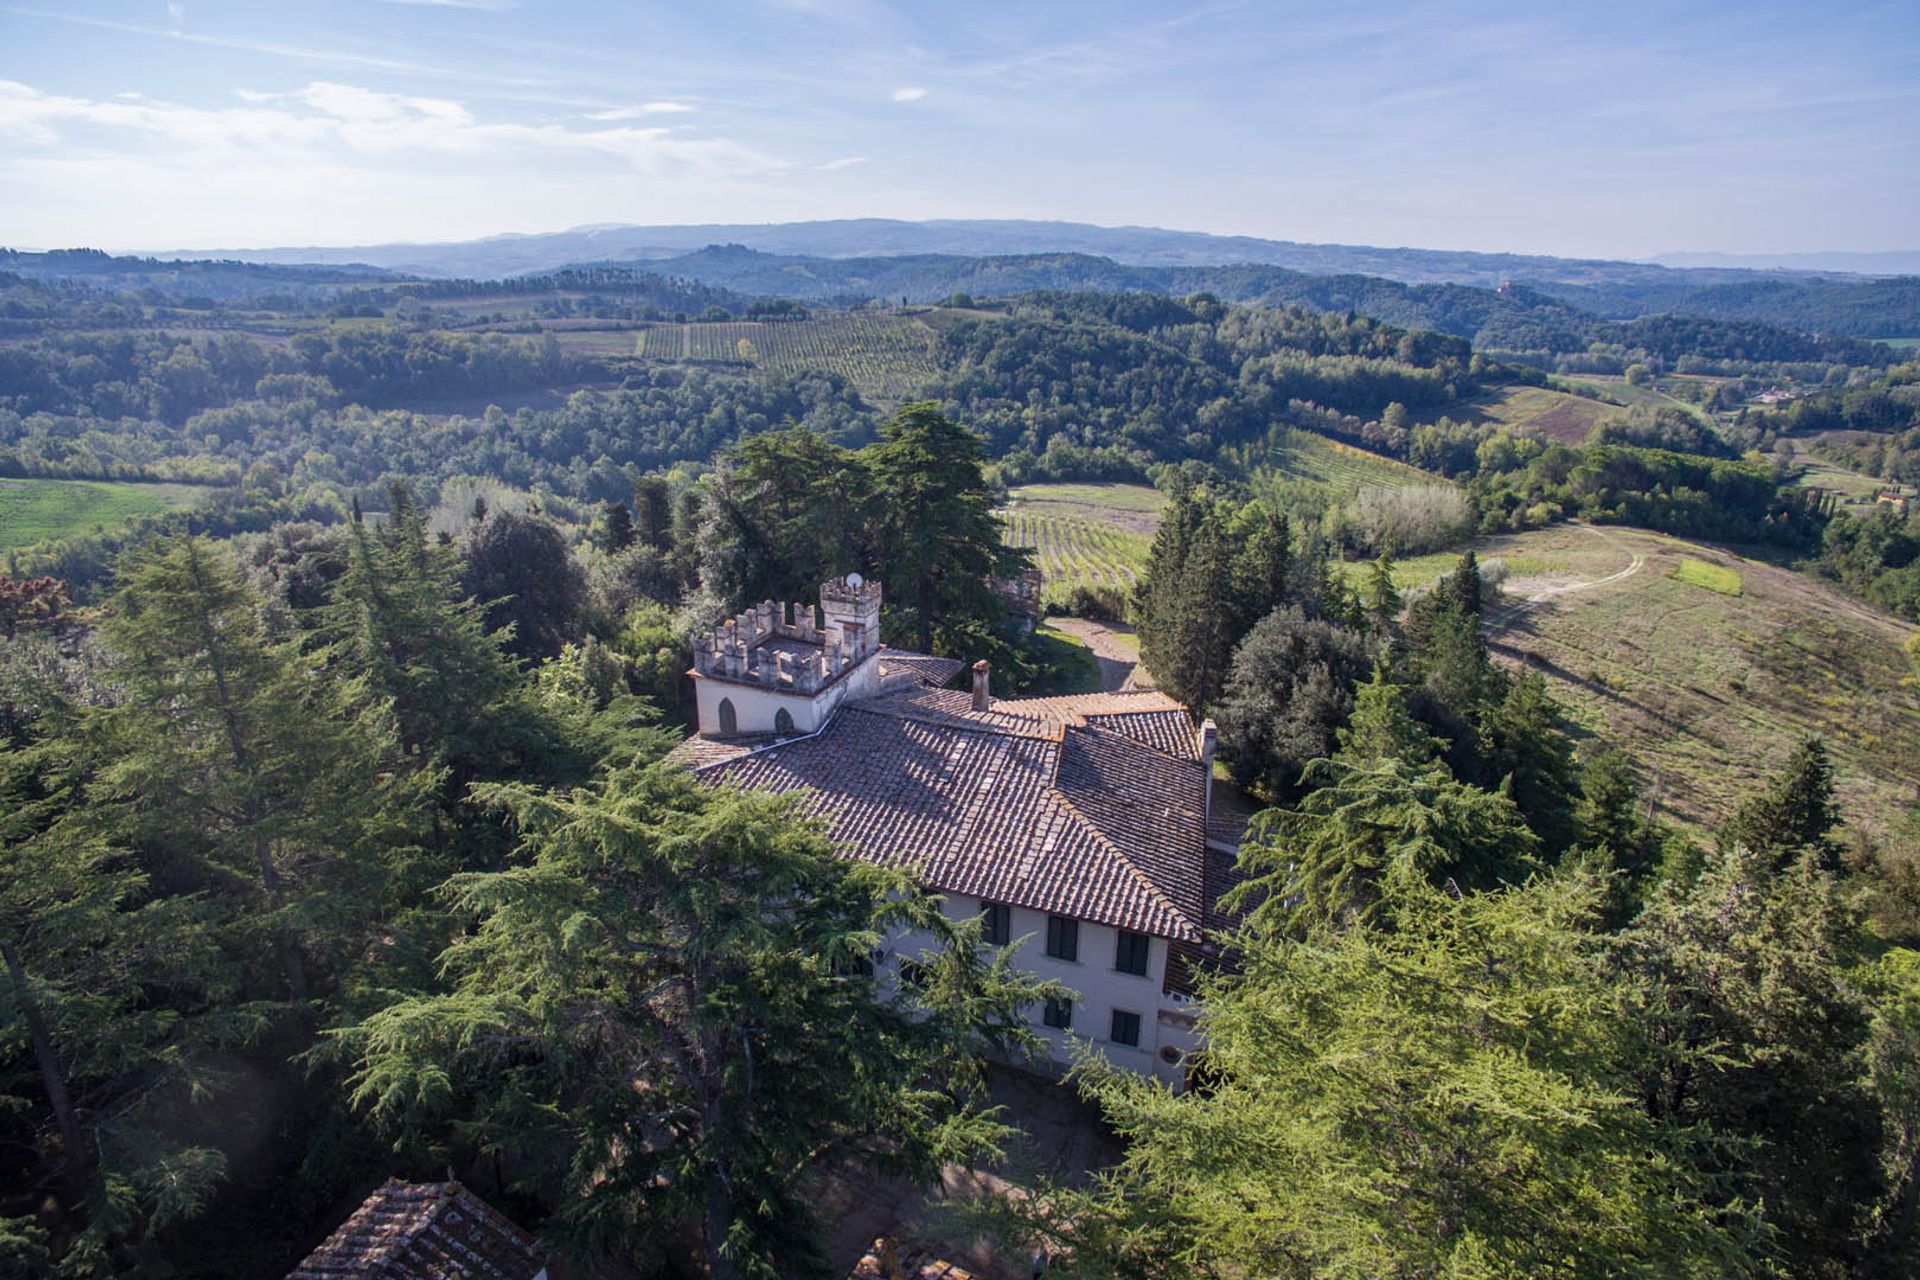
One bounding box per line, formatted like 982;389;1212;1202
690;598;857;693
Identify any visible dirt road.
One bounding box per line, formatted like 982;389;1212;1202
1045;618;1152;691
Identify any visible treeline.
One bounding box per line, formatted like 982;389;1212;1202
630;243;1920;341
4;360;873;500
936;292;1489;476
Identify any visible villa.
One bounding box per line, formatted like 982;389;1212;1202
673;574;1248;1088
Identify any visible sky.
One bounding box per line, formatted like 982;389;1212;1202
0;0;1916;259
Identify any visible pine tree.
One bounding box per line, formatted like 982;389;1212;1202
341;765;1062;1279
1233;506;1290;632
599;500;636;553
1619;842;1880;1274
1479;672;1578;851
1135;481;1200;691
93;537;428;1014
1448;548;1484;617
632;474;673;551
1;727;238;1271
1229;755;1540;935
1337;662;1445;767
1167;509;1240;711
863;403;1024;653
998;871;1761;1278
1718;735;1842;870
1361;551;1402;628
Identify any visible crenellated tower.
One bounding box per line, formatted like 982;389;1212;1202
688;574;914;739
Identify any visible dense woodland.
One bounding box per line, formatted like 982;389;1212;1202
4;255;1920;1277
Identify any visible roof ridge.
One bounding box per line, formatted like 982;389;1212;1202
1051;791;1200;940
1072;717;1203;766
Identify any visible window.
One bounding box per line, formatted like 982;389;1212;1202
1045;914;1078;962
1043;998;1073;1030
1114;929;1151;976
774;707;795;735
980;901;1011;946
1110;1010;1141;1047
717;697;737;736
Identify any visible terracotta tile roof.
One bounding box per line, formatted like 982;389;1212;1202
877;651;967;687
1086;708;1199;760
664;733;779;769
696;704;1210;941
849;1237;979;1280
287;1180;542;1280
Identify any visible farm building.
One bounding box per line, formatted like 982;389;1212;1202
673;574;1248;1088
286;1179;545;1280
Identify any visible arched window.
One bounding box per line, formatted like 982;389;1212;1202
717;697;737;736
774;707;795;736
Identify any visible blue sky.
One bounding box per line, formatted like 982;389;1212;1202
1;0;1915;257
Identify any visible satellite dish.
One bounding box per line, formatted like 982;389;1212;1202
846;572;864;589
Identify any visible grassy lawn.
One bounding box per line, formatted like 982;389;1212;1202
1004;482;1166;524
1476;525;1920;837
0;478;210;551
1017;621;1105;696
1671;558;1744;596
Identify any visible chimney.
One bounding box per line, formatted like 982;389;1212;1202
1198;718;1218;830
971;660;992;712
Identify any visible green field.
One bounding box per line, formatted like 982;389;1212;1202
0;479;209;551
1478;524;1920;837
1672;558;1743;596
1877;337;1920;351
1251;427;1436;496
629;313;941;402
1450;384;1616;443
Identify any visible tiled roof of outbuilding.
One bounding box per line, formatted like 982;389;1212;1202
877;651;968;687
286;1180;541;1280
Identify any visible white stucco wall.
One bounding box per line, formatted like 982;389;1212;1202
890;896;1199;1090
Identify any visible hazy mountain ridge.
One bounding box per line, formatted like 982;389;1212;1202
132;217;1906;290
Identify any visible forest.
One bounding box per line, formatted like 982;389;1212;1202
4;251;1920;1277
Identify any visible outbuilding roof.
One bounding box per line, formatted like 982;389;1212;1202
286;1180;542;1280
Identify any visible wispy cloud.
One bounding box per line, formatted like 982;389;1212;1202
7;7;480;80
0;77;803;247
588;101;695;120
814;155;867;170
891;86;926;102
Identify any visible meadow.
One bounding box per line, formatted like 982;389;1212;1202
1448;384;1615;443
1249;427;1436;495
0;479;210;552
1477;523;1920;837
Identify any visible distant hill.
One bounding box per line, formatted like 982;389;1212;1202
584;247;1909;351
0;248;397;301
1654;249;1920;275
134;217;1863;291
